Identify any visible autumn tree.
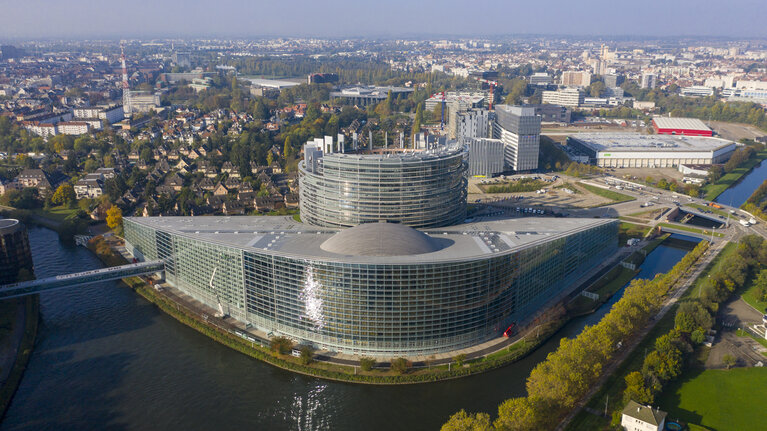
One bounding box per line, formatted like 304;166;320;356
441;410;493;431
51;184;76;206
106;205;123;234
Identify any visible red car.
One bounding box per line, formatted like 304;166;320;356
503;323;516;337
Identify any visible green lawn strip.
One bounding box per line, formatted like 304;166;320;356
656;368;767;431
578;182;635;203
618;222;652;244
30;206;80;223
735;329;767;350
740;276;767;314
703;148;767;201
657;222;724;237
567;243;735;430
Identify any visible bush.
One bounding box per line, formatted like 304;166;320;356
299;345;314;365
390;357;411;374
270;336;293;355
359;357;376;371
453;353;466;367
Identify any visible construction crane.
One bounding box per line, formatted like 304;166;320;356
429;91;448;130
473;77;499;110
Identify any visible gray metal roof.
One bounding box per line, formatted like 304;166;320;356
320;222;444;256
570;133;735;153
126;215;616;264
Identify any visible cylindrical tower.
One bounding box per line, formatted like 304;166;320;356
299;145;468;228
0;219;33;284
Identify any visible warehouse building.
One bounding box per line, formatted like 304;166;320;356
567;133;736;168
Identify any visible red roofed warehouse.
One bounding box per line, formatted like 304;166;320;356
652;117;713;137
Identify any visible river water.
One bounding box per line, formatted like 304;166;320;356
714;160;767;207
1;228;696;431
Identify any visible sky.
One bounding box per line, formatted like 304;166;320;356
1;0;766;40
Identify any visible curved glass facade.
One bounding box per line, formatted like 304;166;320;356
125;219;618;356
299;147;468;228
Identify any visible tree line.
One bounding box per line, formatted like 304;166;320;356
441;240;710;431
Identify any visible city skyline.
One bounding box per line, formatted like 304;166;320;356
2;0;767;39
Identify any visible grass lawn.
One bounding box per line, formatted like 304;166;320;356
703;147;767;200
29;206;81;223
657;368;767;431
740;277;767;314
618;222;652;244
578;182;635;203
657;223;725;237
686;203;729;218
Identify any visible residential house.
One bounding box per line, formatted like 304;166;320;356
620;401;667;431
213;182;229;196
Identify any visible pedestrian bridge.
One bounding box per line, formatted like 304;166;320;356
0;260;165;300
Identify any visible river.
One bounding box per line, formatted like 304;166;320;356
714;160;767;207
0;228;696;431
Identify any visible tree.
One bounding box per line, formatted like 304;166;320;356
494;397;544;431
441;410;493;431
359;357;376;372
589;81;606;98
623;371;654;404
270;336;293;355
299;345;314;365
390;357;411;374
412;103;423;136
106;206;123;234
283;136;293;159
453;353;467;367
51;184;76;206
722;354;736;369
754;269;767;302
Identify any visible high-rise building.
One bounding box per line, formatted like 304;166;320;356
493;105;541;171
451;108;490;140
0;219;33;285
641;73;657;89
561;71;592;87
604;74;625;89
541;88;585;107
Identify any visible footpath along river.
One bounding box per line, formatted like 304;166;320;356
0;228;696;431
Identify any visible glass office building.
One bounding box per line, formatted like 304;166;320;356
125;216;618;356
298;145;468;228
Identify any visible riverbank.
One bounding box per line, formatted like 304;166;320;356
0;205;91;239
86;235;567;385
567;235;669;316
705;146;767;201
0;296;39;422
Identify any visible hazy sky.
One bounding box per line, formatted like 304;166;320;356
1;0;766;39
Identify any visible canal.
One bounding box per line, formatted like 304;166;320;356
714;159;767;207
0;229;697;431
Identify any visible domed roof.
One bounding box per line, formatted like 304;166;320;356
320;222;443;256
